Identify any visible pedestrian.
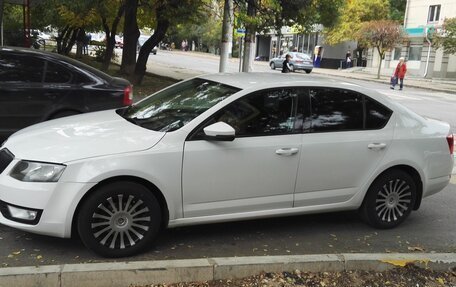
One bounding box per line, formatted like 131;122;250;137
346;50;352;68
282;54;292;73
391;57;407;90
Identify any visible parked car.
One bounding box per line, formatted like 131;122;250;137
0;73;453;257
270;52;313;73
138;35;157;55
0;47;133;141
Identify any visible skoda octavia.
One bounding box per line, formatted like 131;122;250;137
0;73;453;257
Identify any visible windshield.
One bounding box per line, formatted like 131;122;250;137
120;78;240;132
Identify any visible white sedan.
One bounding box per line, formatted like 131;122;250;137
0;73;453;257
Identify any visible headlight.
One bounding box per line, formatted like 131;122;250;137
9;161;66;182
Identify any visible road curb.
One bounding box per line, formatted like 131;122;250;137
1;253;455;287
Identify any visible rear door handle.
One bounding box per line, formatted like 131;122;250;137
368;143;387;151
275;148;299;156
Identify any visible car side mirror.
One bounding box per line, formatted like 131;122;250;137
203;122;235;141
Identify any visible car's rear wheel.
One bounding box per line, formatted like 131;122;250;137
270;62;275;70
360;169;416;229
305;69;312;74
77;181;161;257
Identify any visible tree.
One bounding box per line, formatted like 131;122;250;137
119;0;208;84
357;20;404;79
433;17;456;55
324;0;390;66
234;0;343;72
389;0;406;22
219;0;233;72
94;0;126;71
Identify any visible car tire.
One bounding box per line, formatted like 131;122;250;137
270;62;275;70
305;69;312;74
360;169;416;229
77;181;162;258
50;110;80;120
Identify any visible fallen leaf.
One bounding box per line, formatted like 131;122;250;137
408;246;425;252
436;278;445;284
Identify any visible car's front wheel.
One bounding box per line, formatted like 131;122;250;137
77;181;162;257
360;169;416;229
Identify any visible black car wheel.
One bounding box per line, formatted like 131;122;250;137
270;62;275;70
360;169;416;229
77;181;162;257
305;69;312;74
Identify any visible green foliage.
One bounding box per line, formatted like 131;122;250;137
433;17;456;55
93;45;118;62
389;0;406;22
324;0;390;45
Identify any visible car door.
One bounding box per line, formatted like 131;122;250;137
275;54;285;68
293;87;394;207
0;52;46;139
182;88;304;218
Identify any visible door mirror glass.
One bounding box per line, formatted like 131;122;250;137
203;122;235;141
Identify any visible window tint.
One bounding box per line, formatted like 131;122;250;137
428;5;441;23
365;97;392;129
0;54;44;83
408;46;422;61
45;61;72;83
310;88;363;132
196;88;299;138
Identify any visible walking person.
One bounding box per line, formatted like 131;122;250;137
345;50;352;68
282;54;292;73
391;57;407;90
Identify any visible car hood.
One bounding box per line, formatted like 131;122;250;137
4;110;165;163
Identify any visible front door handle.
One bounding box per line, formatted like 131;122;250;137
275;148;299;156
368;143;387;151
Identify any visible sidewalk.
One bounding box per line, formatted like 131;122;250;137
1;253;455;287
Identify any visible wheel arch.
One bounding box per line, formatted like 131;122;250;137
369;164;423;210
71;175;170;238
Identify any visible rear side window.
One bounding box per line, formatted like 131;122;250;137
365;97;392;129
0;53;44;83
308;88;392;132
45;61;72;83
310;88;363;132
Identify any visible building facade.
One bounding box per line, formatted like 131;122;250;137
367;0;456;78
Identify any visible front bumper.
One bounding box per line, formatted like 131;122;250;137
0;159;96;238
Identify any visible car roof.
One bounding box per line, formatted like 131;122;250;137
0;46;113;82
198;72;360;90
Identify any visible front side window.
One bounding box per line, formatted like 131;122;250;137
120;78;240;132
190;88;301;139
0;54;44;83
428;5;441;23
310;88;363;132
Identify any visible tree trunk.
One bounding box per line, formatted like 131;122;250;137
242;0;256;72
62;28;78;56
133;10;169;85
120;0;140;75
376;47;383;79
355;46;364;67
102;4;125;71
219;0;233;73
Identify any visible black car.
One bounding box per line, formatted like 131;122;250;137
0;47;133;141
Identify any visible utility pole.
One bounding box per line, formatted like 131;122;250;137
219;0;233;73
242;0;256;72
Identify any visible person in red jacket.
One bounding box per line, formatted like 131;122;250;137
391;57;407;90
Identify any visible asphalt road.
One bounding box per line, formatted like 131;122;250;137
1;50;455;268
149;50;456;133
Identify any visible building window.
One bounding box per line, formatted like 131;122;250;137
428;5;441;23
393;47;402;60
408;46;422;61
